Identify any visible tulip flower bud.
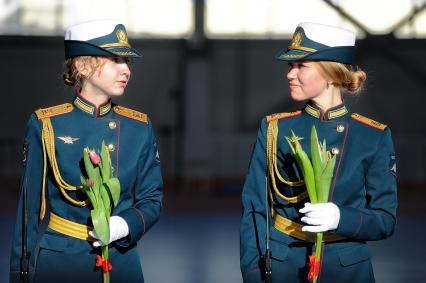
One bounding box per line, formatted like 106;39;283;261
89;151;101;165
87;179;94;187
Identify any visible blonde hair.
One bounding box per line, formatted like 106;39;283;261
62;56;107;87
315;61;367;94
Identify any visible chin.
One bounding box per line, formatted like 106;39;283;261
290;93;306;102
108;91;125;97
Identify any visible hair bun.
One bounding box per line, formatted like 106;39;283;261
63;74;75;86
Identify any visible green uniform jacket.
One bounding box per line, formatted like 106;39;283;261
10;95;163;283
240;102;397;283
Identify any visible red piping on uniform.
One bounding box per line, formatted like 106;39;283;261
132;206;146;234
242;268;261;276
329;122;349;200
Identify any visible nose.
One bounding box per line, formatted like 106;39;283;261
121;62;131;77
287;66;296;81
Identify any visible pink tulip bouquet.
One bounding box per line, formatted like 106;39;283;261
80;141;121;283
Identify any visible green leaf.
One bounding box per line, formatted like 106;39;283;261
319;154;337;202
80;175;97;206
91;207;109;244
80;175;87;186
104;178;121;208
100;141;111;180
310;126;324;202
321;140;328;164
99;184;111;212
295;149;317;204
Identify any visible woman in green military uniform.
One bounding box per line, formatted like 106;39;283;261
10;20;163;283
240;22;397;283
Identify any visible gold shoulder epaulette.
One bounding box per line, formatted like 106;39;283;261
113;105;148;123
35;103;73;120
350;113;387;131
267;110;301;123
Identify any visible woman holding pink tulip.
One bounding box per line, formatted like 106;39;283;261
10;20;163;283
240;22;397;283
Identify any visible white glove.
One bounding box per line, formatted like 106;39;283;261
299;202;340;233
89;216;129;247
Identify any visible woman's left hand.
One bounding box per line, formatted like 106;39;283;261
89;216;130;247
299;202;340;233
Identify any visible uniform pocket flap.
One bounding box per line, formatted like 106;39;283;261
269;239;289;261
339;244;371;266
39;229;68;252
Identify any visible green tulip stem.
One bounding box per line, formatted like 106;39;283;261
313;232;323;283
102;245;110;283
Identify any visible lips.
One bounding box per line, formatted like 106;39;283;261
288;80;300;88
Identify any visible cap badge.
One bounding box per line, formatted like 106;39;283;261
116;29;128;44
290;32;303;49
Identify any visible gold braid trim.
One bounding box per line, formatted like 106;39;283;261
39;118;89;219
113;105;148;123
266;119;308;203
274;213;346;242
350;113;387;131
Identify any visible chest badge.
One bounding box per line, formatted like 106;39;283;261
285;134;304;144
58;136;80;144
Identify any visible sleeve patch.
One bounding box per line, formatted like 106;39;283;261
22;140;29;167
154;141;160;163
390;153;397;177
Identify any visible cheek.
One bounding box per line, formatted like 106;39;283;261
102;69;117;82
306;80;326;94
300;73;326;94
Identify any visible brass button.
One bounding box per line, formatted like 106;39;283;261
331;147;340;155
107;144;115;152
108;121;117;129
337;125;345;133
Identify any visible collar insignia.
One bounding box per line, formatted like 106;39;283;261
58;136;80;144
